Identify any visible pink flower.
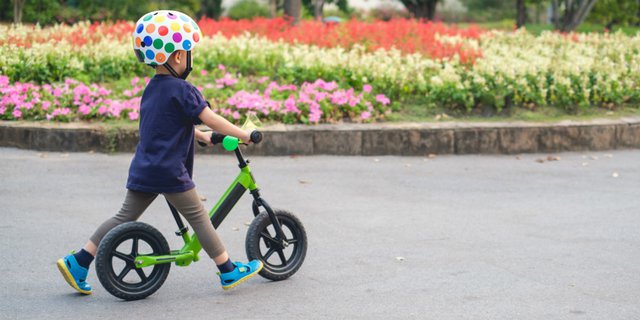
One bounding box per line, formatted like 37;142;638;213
363;84;372;93
79;105;91;115
284;96;301;114
128;111;139;121
144;77;150;85
360;111;372;120
375;94;390;105
218;64;226;71
232;111;240;119
200;70;208;76
131;77;140;87
12;108;22;118
257;77;269;84
53;88;62;97
0;75;9;88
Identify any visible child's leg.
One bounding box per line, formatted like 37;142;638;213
87;189;158;252
58;189;157;294
163;188;226;261
163;188;263;290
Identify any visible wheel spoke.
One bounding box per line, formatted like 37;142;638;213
287;239;298;244
263;247;276;261
277;249;287;266
135;267;147;282
260;232;279;245
117;265;132;281
113;251;133;262
131;237;139;256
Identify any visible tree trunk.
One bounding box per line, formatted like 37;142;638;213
270;0;278;18
13;0;26;24
636;0;640;26
516;0;527;28
551;0;560;26
314;0;324;21
400;0;438;20
284;0;301;25
553;0;598;32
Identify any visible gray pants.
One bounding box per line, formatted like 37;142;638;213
89;188;226;259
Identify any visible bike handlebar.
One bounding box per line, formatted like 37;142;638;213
197;130;262;151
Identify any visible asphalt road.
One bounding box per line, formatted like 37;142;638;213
1;147;639;319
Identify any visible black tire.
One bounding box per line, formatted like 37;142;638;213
246;210;307;281
95;222;171;301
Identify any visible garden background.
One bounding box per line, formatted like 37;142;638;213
2;0;640;125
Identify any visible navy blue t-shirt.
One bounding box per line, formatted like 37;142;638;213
126;75;207;193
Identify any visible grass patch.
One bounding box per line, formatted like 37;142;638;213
388;100;640;123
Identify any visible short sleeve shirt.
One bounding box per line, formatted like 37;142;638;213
126;74;207;193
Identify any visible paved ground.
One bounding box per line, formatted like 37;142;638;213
0;147;639;319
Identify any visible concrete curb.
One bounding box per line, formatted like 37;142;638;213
1;118;640;156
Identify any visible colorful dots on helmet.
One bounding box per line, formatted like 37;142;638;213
156;53;166;63
143;36;153;47
158;26;169;36
165;42;175;53
190;21;199;30
173;32;182;43
145;50;155;60
180;15;189;22
146;24;156;34
154;15;166;23
143;14;153;21
183;24;192;33
193;32;200;43
170;22;180;32
135;37;142;47
153;38;164;49
167;12;177;19
136;24;144;33
182;40;192;50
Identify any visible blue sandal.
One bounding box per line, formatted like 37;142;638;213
217;260;263;290
57;254;92;294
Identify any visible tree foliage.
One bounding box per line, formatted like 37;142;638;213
588;0;639;29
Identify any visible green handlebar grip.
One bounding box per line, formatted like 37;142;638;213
222;136;239;151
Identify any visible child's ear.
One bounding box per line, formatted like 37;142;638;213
168;51;180;65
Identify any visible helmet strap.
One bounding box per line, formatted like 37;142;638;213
161;51;192;80
181;51;193;80
163;61;181;78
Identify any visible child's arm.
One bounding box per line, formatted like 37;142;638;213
197;107;251;142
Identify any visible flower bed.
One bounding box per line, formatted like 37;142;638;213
0;68;392;124
1;20;640;124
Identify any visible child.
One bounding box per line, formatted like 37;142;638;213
57;10;262;294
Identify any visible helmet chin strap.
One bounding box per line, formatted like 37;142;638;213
162;51;192;80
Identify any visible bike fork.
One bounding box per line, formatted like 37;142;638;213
251;190;287;242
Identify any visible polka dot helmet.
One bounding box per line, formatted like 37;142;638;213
132;10;202;66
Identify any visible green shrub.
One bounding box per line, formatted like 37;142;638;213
227;0;270;20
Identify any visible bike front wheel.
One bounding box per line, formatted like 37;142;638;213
95;221;171;301
245;210;307;281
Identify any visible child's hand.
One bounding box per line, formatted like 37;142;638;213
242;130;253;145
196;130;213;146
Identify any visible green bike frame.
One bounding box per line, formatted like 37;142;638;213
133;137;280;269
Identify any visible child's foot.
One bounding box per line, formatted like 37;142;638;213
57;254;92;294
217;260;263;290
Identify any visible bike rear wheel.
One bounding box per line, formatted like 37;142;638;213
95;222;171;300
245;210;307;281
